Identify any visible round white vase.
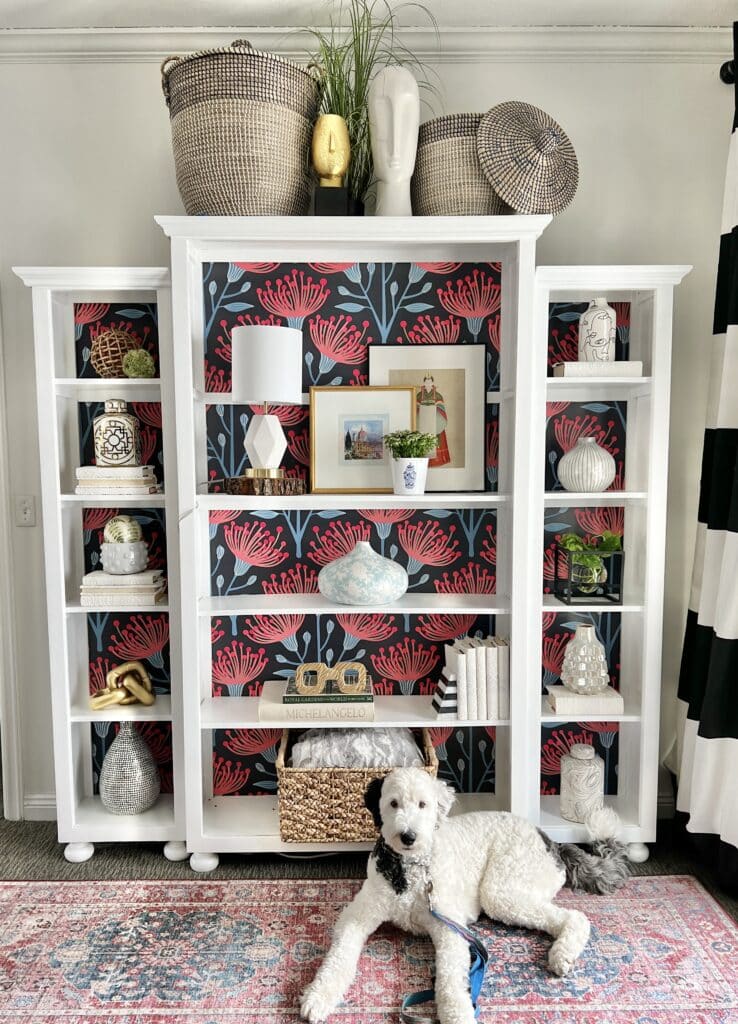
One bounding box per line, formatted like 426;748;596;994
558;436;616;492
560;624;610;694
318;541;408;605
560;743;605;823
578;297;616;362
391;457;429;496
100;540;149;574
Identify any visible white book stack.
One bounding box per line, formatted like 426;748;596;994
438;636;510;721
75;464;160;496
258;680;375;722
545;684;624;715
552;361;643;378
80;569;167;607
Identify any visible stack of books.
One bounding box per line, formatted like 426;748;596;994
435;636;510;721
80;569;167;607
75;465;160;497
258;678;376;722
552;361;643;378
545;684;624;715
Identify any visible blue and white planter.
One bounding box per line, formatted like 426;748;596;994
391;457;429;496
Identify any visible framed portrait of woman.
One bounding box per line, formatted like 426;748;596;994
369;343;486;492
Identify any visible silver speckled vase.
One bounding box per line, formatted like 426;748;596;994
99;722;160;815
560;743;605;822
560;624;610;694
557;436;616;493
318;541;408;606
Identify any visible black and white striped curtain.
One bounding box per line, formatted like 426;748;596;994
673;23;738;890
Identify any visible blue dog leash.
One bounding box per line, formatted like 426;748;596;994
400;882;489;1024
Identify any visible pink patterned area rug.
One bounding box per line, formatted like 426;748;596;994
1;876;737;1023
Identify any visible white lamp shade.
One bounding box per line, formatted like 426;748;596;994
230;325;303;404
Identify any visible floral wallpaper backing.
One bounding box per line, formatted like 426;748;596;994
202;261;501;490
74;290;629;807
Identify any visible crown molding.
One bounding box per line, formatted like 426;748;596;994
0;25;732;65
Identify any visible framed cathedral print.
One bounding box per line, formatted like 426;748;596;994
309;385;416;493
369;344;486;491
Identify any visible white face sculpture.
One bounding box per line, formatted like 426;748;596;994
368;66;420;184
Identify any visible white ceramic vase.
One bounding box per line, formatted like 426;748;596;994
100;540;148;574
560;624;610;694
558;436;616;492
318;541;408;606
578;297;616;362
560;743;605;822
391;457;429;496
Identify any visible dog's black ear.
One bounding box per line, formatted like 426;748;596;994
364;777;384;829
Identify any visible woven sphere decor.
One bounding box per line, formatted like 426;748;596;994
161;40;319;216
90;327;142;378
477;101;579;215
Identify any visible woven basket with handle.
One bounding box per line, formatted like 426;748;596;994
276;728;438;843
161;40;320;216
411;114;507;217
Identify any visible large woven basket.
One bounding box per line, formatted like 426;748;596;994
411;114;507;217
161;40;320;216
277;729;438;843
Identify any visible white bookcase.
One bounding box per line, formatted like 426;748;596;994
17;231;689;871
14;267;187;863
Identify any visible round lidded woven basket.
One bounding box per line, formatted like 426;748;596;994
161;40;320;216
91;328;142;378
411;114;507;217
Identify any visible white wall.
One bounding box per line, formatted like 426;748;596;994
0;22;732;815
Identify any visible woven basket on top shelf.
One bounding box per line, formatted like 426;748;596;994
276;729;438;843
90;328;142;378
411;114;507;217
161;40;320;216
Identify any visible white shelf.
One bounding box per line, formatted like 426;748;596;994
539;795;642;843
56;378;161;400
199;389;509;406
203;593;508;616
543;490;645;506
199;791;504;853
539;695;640;723
201;692;510;730
74;794;177;840
70;695;173;723
62;493;166;507
542;595;643;614
201;492;508;511
546;377;652;401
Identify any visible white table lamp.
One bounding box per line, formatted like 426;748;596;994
230;325;303;478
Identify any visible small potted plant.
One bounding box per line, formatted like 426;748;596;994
383;430;437;496
554;530;624;604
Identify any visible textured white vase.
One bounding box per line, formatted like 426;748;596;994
100;540;148;574
391;457;428;496
560;743;605;822
578;297;616;362
318;541;408;606
558;437;616;492
560;624;610;694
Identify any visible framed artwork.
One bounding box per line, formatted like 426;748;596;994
309;385;416;493
369;343;486;491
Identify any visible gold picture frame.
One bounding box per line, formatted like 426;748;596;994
309;385;417;494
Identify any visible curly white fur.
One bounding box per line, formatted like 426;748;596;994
301;768;604;1024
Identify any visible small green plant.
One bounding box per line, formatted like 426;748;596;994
383;429;437;458
122;349;156;379
558;531;622;590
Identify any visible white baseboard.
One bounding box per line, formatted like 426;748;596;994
23;794;56;821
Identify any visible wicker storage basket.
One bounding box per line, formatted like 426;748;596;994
161;40;319;216
277;729;438;843
411;114;507;217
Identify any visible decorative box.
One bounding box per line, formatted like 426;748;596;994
276;729;437;843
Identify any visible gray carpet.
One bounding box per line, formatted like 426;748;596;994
1;812;736;924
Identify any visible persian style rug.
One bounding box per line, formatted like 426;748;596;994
1;875;737;1022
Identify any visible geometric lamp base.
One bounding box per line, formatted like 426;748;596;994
243;414;287;478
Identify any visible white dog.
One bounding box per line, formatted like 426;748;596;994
301;767;629;1024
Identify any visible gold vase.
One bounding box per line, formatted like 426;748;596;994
312;114;351;187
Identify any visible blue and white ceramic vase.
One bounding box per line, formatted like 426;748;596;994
318;541;408;605
391;457;429;496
